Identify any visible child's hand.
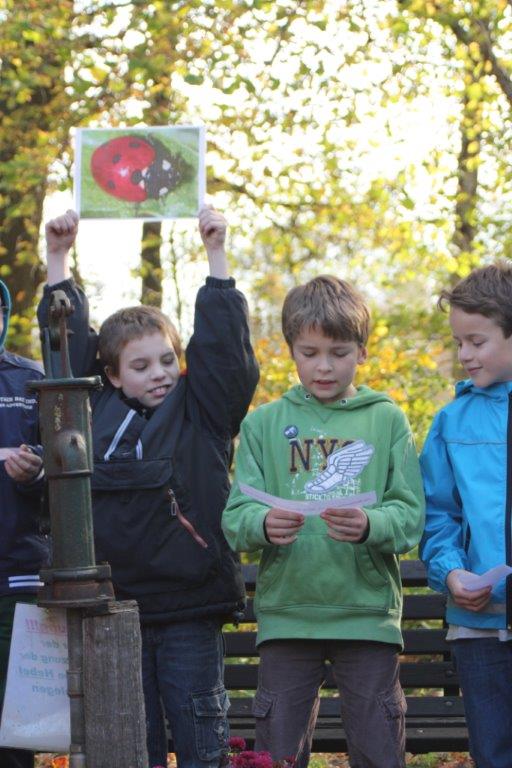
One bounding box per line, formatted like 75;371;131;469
45;210;78;285
46;210;79;256
4;445;43;484
264;507;304;545
199;205;226;252
320;506;369;542
198;205;229;279
446;569;492;612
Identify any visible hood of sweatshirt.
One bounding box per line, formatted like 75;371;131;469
0;280;11;352
283;383;393;412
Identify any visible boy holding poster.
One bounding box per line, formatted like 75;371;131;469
222;275;425;768
0;280;48;768
39;208;258;768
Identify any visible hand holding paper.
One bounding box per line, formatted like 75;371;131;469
264;507;304;545
320;506;369;543
457;564;512;591
446;568;493;612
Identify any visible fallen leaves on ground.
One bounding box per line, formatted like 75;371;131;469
35;753;474;768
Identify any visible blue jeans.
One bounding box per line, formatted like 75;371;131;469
141;619;229;768
452;638;512;768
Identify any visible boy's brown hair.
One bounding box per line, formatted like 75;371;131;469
98;305;182;375
281;275;370;348
438;261;512;338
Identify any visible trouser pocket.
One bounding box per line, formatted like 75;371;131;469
192;686;230;761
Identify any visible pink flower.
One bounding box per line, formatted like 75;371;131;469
228;736;247;752
231;750;274;768
227;744;295;768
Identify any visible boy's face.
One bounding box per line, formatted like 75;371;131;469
105;330;180;408
291;326;367;403
450;306;512;388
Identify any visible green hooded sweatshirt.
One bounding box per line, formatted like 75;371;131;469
222;384;425;647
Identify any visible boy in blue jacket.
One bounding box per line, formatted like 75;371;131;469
0;280;49;768
420;262;512;768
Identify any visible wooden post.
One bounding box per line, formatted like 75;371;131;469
83;601;148;768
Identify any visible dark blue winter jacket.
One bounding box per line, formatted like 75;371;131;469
0;279;49;597
38;276;259;623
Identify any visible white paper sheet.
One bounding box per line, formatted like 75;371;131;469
239;482;377;516
458;564;512;591
0;447;19;461
0;603;70;751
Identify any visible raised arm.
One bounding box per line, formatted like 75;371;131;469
38;210;99;378
185;206;259;437
198;205;229;279
45;209;78;285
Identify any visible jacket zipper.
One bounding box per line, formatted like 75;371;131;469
506;394;512;628
167;488;208;549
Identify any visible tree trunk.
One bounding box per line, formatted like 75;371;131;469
0;189;46;356
449;64;483;378
140;222;163;307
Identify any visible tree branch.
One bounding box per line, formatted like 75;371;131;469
474;18;512;110
446;17;512;110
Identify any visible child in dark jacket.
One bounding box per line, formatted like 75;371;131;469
0;280;49;768
39;208;259;768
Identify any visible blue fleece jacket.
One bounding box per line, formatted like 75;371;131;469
420;378;512;629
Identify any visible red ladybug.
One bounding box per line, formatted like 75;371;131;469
90;135;191;203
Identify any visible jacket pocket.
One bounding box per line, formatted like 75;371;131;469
257;546;288;598
355;545;389;589
92;457;172;490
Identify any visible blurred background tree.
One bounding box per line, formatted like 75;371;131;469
1;0;511;444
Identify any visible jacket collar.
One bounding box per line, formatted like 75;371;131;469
455;378;512;399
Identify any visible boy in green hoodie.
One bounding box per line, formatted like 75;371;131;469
222;275;425;768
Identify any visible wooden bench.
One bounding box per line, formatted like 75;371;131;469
221;560;469;755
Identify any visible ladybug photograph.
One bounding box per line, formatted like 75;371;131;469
76;126;205;220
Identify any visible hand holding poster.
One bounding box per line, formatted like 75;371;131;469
75;125;205;221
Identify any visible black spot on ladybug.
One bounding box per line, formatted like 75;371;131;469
130;140;142;148
131;170;143;184
107;180;115;189
112;153;121;164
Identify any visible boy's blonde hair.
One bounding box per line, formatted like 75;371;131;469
439;261;512;338
281;275;370;348
99;305;182;375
